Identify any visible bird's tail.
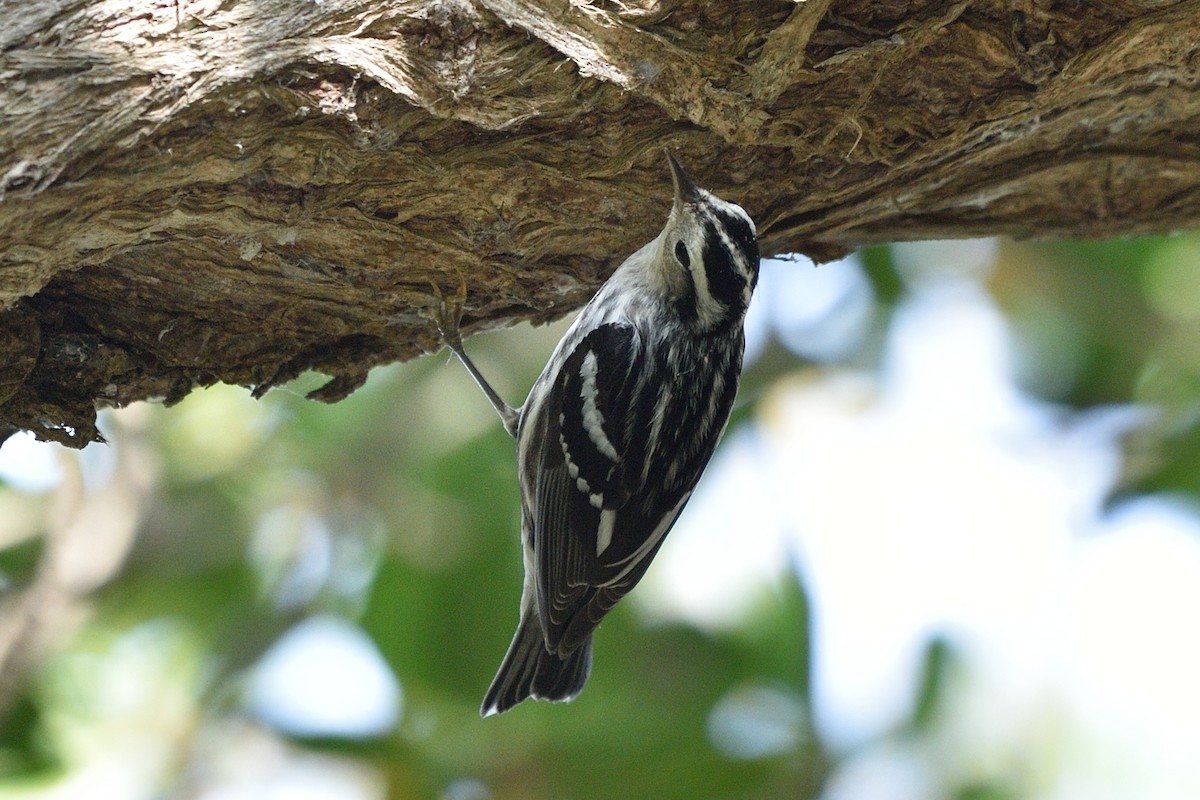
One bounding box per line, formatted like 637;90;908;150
480;609;592;717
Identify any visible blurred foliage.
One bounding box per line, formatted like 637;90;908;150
991;236;1200;498
1;232;1200;799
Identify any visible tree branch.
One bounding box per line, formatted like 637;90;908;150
1;0;1198;445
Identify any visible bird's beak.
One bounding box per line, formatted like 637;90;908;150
666;150;702;208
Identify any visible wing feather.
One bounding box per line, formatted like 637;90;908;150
528;321;735;656
532;323;640;649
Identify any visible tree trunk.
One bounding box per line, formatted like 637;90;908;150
2;0;1198;445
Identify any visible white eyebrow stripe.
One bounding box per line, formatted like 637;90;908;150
698;204;755;306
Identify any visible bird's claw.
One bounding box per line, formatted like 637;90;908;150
430;277;467;353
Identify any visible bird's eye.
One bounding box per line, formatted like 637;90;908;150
674;240;690;267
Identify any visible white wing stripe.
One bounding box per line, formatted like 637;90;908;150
596;509;617;556
603;492;691;585
580;351;621;462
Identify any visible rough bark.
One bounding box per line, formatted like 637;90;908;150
1;0;1197;445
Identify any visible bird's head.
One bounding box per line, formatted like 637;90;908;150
658;152;760;331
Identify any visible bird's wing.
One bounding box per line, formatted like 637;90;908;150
531;322;698;653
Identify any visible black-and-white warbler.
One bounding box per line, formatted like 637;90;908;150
435;152;760;716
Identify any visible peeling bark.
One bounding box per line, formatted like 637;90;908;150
1;0;1198;445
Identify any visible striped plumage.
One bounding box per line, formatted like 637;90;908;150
436;153;759;716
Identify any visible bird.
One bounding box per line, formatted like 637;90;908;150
433;151;760;716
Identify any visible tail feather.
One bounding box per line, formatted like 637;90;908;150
481;610;592;717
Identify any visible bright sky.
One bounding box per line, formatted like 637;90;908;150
0;429;62;493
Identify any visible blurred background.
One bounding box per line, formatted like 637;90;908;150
2;236;1200;800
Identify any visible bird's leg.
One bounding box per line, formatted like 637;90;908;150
431;280;521;438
